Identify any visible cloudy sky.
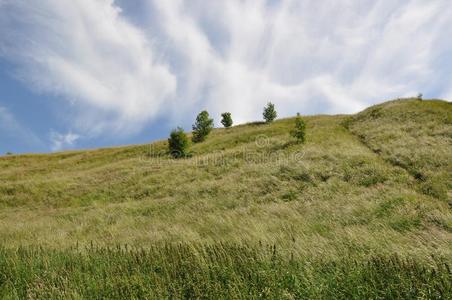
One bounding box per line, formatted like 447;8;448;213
0;0;451;153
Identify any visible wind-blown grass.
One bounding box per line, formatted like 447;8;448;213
0;98;451;298
1;244;451;299
346;99;452;202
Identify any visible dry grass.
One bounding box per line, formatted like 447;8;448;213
347;98;452;202
0;99;450;262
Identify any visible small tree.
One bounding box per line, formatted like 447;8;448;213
168;127;189;158
263;102;277;123
417;93;423;100
221;112;233;128
291;113;306;143
192;110;214;143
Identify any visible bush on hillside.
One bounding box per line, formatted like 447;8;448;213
221;112;233;128
168;127;189;158
291;113;306;143
417;93;423;100
263;102;277;123
192;111;214;143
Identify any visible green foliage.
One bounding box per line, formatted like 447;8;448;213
192;110;214;143
290;113;306;143
220;112;233;128
0;245;450;299
168;127;189;158
263;102;277;123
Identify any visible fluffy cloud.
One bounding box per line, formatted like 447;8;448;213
49;131;80;151
0;0;176;136
1;0;452;143
145;0;452;124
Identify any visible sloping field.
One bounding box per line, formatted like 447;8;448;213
0;98;451;298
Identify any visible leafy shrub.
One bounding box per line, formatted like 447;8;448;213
263;102;277;123
168;127;189;158
417;93;423;100
291;113;306;143
221;112;233;128
192;111;214;143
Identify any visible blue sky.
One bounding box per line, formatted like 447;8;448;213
1;0;451;154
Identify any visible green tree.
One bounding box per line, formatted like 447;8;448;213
168;127;189;158
291;113;306;143
221;112;233;128
192;110;214;143
263;102;277;123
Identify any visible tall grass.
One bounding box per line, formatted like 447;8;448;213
0;99;451;298
1;243;450;299
347;99;452;202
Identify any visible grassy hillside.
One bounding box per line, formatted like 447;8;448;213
346;99;451;202
0;98;451;298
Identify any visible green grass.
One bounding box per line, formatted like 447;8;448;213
1;244;451;299
0;98;451;298
346;98;452;202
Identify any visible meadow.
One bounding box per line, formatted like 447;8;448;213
0;98;451;298
1;244;450;299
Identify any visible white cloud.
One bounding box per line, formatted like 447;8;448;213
0;0;176;136
1;0;452;141
49;131;80;152
144;0;452;125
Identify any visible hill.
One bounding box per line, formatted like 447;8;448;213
0;98;451;298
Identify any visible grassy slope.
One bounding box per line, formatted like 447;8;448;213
346;99;451;201
0;99;450;258
1;98;451;298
